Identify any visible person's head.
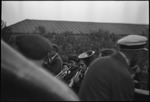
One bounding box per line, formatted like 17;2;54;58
78;60;87;71
70;60;78;68
15;34;53;61
14;34;54;67
132;65;141;74
78;50;95;67
117;35;148;68
99;48;116;57
46;44;59;59
63;62;70;69
68;55;79;68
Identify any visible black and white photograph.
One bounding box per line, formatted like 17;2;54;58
1;0;149;101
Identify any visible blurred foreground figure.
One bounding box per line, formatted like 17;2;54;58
78;35;148;101
1;40;79;101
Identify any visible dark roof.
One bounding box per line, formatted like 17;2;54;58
8;19;149;34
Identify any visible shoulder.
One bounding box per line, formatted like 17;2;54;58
91;57;112;67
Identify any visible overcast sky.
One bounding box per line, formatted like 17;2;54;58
2;1;149;26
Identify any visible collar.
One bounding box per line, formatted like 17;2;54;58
112;51;130;66
51;53;58;60
119;52;130;66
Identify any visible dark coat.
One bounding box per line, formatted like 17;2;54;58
43;54;63;75
78;51;134;101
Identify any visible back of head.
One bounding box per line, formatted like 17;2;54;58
100;48;116;57
15;34;53;60
69;55;79;62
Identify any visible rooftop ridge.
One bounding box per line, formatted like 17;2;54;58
8;19;149;35
21;19;149;26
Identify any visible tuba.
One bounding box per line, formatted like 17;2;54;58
78;50;95;67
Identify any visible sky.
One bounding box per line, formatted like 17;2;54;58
2;1;149;26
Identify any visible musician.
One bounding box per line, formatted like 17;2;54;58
71;59;87;93
63;55;79;85
15;35;53;61
78;50;96;75
79;35;148;101
55;62;71;80
62;62;70;71
69;51;96;93
42;44;63;75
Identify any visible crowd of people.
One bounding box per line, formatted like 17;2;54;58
1;34;149;101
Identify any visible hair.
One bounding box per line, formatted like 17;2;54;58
100;48;116;57
68;55;79;62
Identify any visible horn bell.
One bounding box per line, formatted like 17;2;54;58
78;50;95;67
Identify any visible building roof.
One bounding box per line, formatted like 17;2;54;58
8;19;149;35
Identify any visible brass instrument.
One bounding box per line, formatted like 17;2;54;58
78;50;95;67
55;66;72;79
68;50;96;87
68;69;82;87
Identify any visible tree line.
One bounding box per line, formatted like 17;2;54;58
1;22;149;68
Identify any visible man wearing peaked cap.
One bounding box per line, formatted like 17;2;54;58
79;35;148;101
117;35;148;68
